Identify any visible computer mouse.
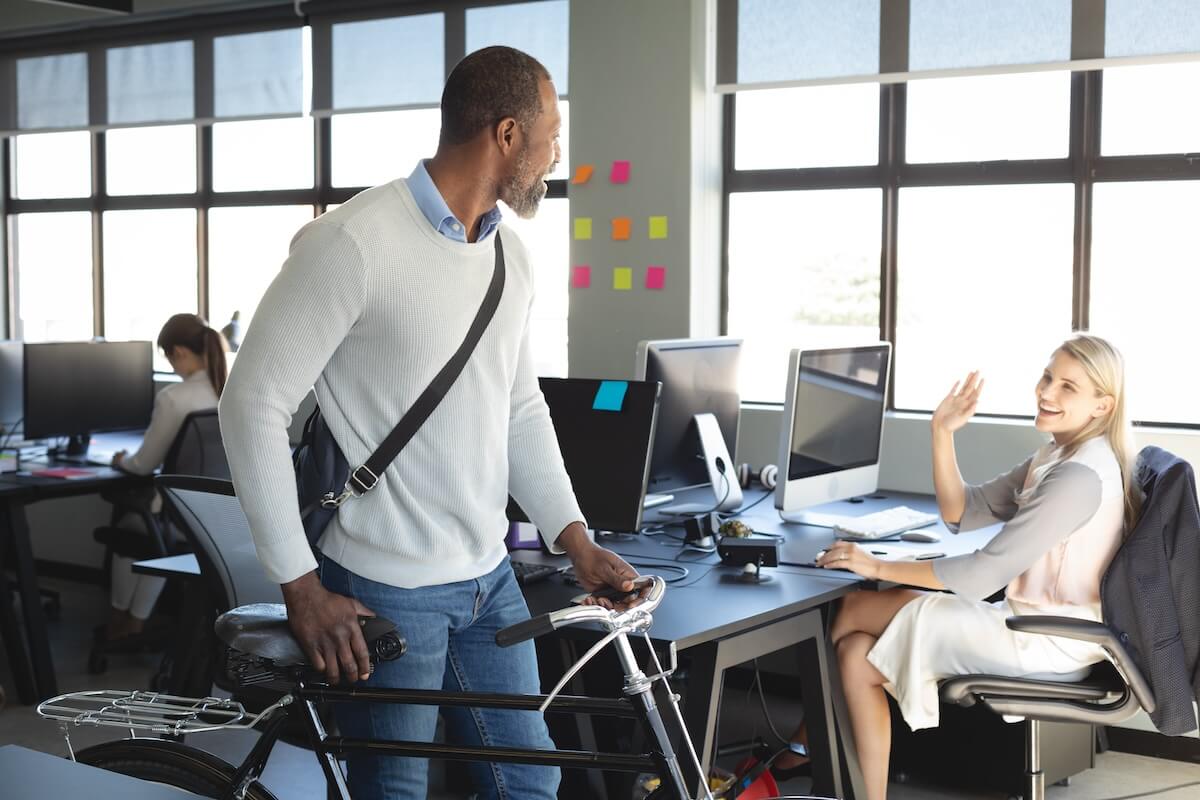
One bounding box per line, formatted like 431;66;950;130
899;530;941;544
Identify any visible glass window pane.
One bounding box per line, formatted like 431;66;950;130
1101;62;1200;156
13;212;94;342
909;0;1071;71
332;14;444;110
737;0;879;83
1106;0;1200;58
213;117;313;191
12;131;91;199
735;85;878;170
17;52;88;130
103;209;197;371
331;109;440;188
895;185;1074;415
214;27;305;118
105;125;196;196
107;41;194;125
906;71;1070;163
466;1;569;93
498;197;569;377
727;190;882;403
208;205;314;336
1090;182;1200;425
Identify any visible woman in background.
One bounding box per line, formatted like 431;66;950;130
104;313;228;641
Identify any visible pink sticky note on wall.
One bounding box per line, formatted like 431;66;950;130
571;265;591;288
645;265;666;290
610;160;631;184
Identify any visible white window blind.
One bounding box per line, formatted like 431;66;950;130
107;40;194;125
214;28;305;119
466;0;570;93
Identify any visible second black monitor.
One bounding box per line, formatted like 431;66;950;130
507;377;661;534
634;338;742;495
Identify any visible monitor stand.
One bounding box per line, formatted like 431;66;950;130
642;493;676;510
49;434;91;462
656;413;743;514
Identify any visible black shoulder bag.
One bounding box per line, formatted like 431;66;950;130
293;234;506;550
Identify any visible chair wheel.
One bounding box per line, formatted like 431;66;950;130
87;649;108;675
1055;777;1071;786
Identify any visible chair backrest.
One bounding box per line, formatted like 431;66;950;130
156;475;281;613
163;409;230;479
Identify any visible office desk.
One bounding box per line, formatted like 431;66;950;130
0;432;148;704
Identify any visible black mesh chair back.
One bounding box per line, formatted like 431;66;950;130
156;476;281;613
163;409;230;479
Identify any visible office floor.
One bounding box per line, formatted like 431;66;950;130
2;577;1199;800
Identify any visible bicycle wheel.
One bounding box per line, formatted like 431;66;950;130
75;739;279;800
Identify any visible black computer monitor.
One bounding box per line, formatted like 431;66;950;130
507;377;660;534
0;341;22;441
23;341;155;455
634;338;742;495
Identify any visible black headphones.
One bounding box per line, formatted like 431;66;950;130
737;462;778;491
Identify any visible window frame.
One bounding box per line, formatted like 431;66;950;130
722;70;1200;429
2;0;568;359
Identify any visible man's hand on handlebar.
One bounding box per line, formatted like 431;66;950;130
280;571;376;685
557;522;648;611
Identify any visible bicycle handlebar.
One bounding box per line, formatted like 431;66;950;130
494;575;665;648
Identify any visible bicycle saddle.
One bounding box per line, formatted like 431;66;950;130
215;603;403;667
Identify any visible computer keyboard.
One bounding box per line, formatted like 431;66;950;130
833;506;940;541
510;561;559;586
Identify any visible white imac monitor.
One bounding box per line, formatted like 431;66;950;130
774;343;892;526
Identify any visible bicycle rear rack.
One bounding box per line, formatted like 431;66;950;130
37;689;291;757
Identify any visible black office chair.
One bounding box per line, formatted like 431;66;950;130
938;447;1187;800
89;409;230;673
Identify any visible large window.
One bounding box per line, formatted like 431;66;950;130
5;1;571;378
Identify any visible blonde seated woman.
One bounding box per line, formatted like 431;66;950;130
776;333;1141;800
103;313;229;642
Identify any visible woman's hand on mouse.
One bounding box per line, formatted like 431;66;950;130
816;541;881;579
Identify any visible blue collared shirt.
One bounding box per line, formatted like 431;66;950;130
407;160;502;243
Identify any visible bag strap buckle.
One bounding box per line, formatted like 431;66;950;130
320;465;379;509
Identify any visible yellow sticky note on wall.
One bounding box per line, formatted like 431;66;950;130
648;216;668;239
574;217;593;240
613;267;633;290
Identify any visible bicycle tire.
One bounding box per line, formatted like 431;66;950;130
75;739;279;800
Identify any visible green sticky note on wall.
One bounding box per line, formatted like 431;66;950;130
648;216;668;240
574;217;593;240
613;267;633;290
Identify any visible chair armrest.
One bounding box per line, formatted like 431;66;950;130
1007;615;1156;714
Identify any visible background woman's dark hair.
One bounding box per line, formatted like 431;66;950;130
157;313;229;398
439;46;551;146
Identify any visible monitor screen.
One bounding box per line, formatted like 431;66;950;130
635;338;742;493
0;341;23;436
23;341;155;441
787;345;889;481
507;377;660;534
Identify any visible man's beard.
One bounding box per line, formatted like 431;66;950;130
501;145;548;220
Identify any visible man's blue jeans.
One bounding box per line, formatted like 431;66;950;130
320;554;560;800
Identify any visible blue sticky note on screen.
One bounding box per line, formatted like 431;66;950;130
593;380;628;412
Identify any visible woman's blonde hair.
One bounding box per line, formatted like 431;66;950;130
1020;333;1142;534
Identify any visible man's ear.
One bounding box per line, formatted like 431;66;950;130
495;117;519;156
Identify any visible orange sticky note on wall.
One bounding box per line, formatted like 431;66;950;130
571;164;594;184
611;217;632;240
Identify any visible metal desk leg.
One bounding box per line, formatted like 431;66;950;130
825;628;867;800
4;501;58;700
0;508;38;704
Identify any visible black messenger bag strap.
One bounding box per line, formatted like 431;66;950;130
328;233;506;507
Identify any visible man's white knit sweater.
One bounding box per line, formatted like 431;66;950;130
219;179;585;588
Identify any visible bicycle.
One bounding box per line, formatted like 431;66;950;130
38;575;818;800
